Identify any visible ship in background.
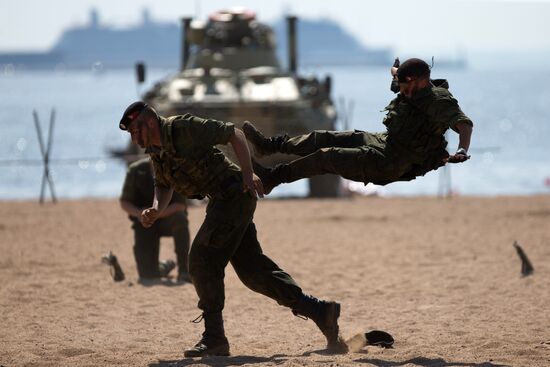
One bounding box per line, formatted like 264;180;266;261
0;8;399;70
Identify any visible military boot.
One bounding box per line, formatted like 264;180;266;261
243;121;288;157
158;260;176;278
292;294;349;353
252;160;282;195
184;312;230;357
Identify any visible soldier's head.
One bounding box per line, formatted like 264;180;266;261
393;58;431;98
119;101;161;148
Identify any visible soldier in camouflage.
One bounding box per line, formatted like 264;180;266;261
120;157;191;283
243;58;474;193
119;102;350;357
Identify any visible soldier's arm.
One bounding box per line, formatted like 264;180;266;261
426;93;474;163
142;186;174;228
229;128;264;198
158;202;187;218
160;191;187;218
456;121;472;153
141;158;174;227
446;121;473;163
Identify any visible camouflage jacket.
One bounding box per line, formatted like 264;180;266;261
380;83;473;181
148;114;242;199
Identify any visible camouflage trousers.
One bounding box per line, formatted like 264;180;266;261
275;130;402;185
188;187;303;314
132;211;190;278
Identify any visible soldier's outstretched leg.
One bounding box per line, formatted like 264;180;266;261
242;121;290;157
292;294;348;353
253;146;371;194
243;121;368;157
251;160;282;196
230;222;348;353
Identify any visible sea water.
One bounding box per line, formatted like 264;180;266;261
1;66;549;200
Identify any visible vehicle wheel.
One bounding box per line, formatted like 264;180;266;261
308;175;342;198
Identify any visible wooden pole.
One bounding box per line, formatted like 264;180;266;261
46;109;57;202
33;109;57;204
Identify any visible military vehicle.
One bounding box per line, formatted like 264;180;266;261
134;8;341;197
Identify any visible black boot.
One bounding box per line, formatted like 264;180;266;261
252;160;282;195
184;312;230;357
292;294;348;353
158;260;176;278
243;121;288;157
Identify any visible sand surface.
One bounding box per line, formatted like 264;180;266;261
1;195;550;367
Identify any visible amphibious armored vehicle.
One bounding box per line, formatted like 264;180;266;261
135;8;341;197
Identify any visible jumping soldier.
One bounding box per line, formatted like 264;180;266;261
243;58;473;194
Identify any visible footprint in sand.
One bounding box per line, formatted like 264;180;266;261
58;347;94;357
450;330;467;337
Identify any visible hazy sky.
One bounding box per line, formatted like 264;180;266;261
1;0;550;57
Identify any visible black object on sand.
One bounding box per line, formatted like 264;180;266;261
513;241;534;277
101;251;126;282
346;329;394;352
365;330;394;348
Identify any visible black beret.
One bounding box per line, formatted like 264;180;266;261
119;101;148;130
396;58;431;82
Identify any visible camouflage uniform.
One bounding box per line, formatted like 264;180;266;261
120;157;190;278
148;115;303;315
270;84;473;185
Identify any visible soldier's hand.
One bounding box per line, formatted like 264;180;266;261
243;173;264;198
141;208;159;228
445;152;470;164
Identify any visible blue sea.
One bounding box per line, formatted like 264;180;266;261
1;65;549;200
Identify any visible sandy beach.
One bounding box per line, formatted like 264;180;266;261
1;195;549;367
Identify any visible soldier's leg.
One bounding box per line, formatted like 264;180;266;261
230;222;302;306
133;222;161;279
230;222;347;353
243;121;367;157
158;212;191;280
188;197;255;313
280;130;369;156
255;147;367;194
185;193;256;357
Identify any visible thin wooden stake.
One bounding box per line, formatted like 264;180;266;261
33;109;57;204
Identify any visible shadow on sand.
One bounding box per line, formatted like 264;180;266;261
355;357;511;367
136;279;191;288
149;352;512;367
301;347;350;357
149;354;289;367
